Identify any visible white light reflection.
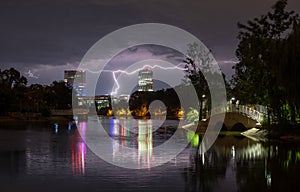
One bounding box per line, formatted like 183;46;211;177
138;120;153;170
109;119;154;170
231;146;235;159
266;173;272;187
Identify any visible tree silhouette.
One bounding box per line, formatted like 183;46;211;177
232;0;299;124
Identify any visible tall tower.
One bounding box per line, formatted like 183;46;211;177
64;70;86;96
138;68;153;92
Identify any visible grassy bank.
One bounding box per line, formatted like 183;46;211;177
264;124;300;142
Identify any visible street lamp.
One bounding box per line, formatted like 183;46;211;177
230;97;237;112
200;94;206;120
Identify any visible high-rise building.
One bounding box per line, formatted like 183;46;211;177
138;68;153;92
64;70;86;96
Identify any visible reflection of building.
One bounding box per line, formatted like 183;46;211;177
71;122;86;175
138;68;153;92
137;120;153;170
108;119;154;170
64;70;86;96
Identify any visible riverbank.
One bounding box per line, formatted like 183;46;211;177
268;128;300;142
241;125;300;142
0;115;74;125
185;119;300;143
241;128;268;142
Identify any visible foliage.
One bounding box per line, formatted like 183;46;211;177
183;43;211;101
232;0;300;124
186;107;199;122
0;68;72;115
0;68;27;113
183;43;230;119
129;88;181;117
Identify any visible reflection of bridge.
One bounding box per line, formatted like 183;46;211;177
201;104;268;131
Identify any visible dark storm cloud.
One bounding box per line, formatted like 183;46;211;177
0;0;143;67
99;45;183;72
1;0;300;84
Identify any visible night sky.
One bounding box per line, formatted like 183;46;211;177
1;0;300;88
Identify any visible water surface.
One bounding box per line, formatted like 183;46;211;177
0;118;300;192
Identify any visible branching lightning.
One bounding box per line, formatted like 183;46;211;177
25;69;39;79
81;63;186;95
110;64;186;95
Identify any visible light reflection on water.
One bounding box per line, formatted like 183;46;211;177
84;117;182;169
108;118;154;170
71;121;86;175
0;119;300;192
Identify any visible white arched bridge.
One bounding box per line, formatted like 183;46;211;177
200;104;269;131
226;104;266;123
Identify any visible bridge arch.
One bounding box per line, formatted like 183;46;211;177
212;121;227;131
231;122;247;132
199;107;262;132
221;112;257;130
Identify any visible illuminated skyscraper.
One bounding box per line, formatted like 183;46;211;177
64;70;86;96
138;68;153;92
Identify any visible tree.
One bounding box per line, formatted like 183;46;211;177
25;84;48;113
0;68;28;113
267;19;300;124
232;0;299;124
183;43;212;120
46;81;72;109
0;68;74;116
184;43;229;120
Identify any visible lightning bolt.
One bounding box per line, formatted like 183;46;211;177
110;64;186;95
25;69;39;79
80;63;186;95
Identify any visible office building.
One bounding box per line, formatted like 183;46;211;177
138;68;153;92
64;70;86;96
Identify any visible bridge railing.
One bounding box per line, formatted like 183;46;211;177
226;104;265;123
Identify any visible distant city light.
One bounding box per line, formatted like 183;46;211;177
64;70;86;97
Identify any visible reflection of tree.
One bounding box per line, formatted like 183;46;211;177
234;142;300;192
182;146;228;192
235;158;268;192
264;143;300;192
182;135;300;192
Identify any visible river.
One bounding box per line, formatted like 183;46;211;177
0;117;300;192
